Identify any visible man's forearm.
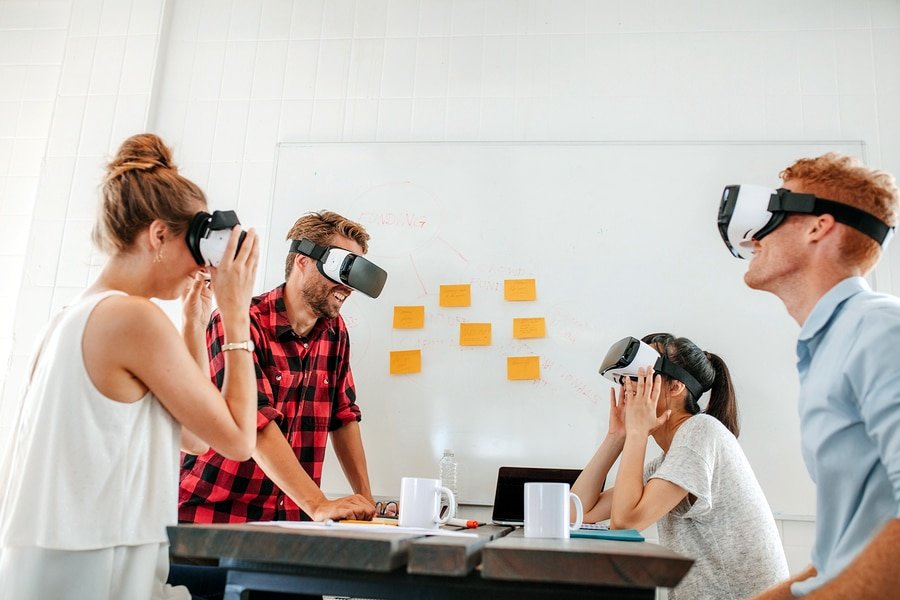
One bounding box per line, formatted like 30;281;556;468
331;421;373;501
752;565;816;600
804;520;900;598
252;421;327;513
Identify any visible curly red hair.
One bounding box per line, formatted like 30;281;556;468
780;153;899;272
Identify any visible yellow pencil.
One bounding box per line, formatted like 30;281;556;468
339;518;399;526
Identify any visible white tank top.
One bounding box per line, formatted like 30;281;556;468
0;291;181;550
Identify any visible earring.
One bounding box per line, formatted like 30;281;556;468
154;240;165;264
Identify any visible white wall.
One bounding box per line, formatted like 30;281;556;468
0;0;164;455
0;0;70;442
3;0;900;577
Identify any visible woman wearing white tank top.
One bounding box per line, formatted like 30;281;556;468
0;133;260;599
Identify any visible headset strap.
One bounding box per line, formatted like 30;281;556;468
655;356;707;401
769;190;894;246
290;238;328;261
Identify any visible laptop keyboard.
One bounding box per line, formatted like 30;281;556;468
578;523;609;530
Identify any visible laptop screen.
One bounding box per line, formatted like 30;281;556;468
491;466;584;525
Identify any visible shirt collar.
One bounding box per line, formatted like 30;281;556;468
266;284;336;342
798;276;870;342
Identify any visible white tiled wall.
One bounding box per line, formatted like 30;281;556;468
0;0;165;454
3;0;900;584
0;0;70;440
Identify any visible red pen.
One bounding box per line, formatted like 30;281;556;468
447;518;479;528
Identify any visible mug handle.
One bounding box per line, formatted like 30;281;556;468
569;493;584;531
437;487;457;524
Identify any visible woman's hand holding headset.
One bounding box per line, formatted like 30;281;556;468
622;367;671;437
607;385;627;439
208;226;260;324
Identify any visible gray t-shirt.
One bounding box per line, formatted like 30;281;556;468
645;414;789;600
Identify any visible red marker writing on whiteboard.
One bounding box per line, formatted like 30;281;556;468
447;518;479;528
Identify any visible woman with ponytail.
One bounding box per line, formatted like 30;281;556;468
0;134;260;599
573;333;788;600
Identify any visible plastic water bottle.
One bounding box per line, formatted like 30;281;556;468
439;449;458;501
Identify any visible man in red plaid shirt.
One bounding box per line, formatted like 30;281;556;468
179;211;376;522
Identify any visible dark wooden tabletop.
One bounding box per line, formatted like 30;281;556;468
168;522;693;591
169;523;421;572
481;529;693;588
407;524;513;576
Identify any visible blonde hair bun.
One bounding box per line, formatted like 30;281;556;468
105;133;175;182
93;133;205;254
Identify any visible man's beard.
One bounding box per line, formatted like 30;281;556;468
302;280;339;319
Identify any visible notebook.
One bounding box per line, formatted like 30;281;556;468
490;466;586;526
570;528;645;542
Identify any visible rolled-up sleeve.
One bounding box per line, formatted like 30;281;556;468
207;311;283;432
329;330;361;431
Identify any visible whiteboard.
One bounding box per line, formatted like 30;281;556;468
265;141;864;516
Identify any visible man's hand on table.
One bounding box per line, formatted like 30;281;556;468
309;494;376;521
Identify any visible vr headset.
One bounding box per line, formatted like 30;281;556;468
599;336;707;400
290;239;387;298
186;210;246;267
718;185;894;260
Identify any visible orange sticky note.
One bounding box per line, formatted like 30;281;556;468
507;356;541;380
390;350;422;375
459;323;492;346
393;306;425;329
504;279;537;301
440;284;471;307
513;317;546;339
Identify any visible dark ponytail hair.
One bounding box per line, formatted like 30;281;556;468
703;351;739;437
641;333;740;437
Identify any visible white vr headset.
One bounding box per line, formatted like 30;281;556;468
717;185;894;259
186;210;246;268
598;336;707;400
291;239;388;298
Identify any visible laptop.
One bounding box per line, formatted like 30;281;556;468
491;466;585;526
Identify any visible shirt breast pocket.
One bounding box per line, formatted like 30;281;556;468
299;367;335;425
263;367;301;408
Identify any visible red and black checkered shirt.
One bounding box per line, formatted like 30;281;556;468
178;284;361;523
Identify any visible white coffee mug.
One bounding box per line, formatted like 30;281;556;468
399;477;457;529
523;482;584;539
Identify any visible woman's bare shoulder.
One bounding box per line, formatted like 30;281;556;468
87;293;176;339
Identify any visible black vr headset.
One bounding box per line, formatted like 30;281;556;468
185;210;246;267
717;185;894;259
599;336;708;400
290;239;387;298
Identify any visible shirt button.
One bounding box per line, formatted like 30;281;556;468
303;342;309;349
279;499;284;506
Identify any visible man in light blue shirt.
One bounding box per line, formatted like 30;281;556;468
724;153;900;598
791;276;900;595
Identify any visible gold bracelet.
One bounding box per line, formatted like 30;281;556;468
222;340;255;352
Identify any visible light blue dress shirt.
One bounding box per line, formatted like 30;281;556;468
791;276;900;596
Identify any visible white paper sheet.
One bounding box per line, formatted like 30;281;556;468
247;520;478;538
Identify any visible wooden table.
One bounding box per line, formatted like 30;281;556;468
168;523;693;599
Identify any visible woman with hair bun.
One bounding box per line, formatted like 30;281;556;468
0;133;260;599
573;333;788;600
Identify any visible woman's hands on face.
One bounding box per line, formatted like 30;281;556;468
622;367;671;437
607;385;626;439
208;226;260;319
182;271;213;328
